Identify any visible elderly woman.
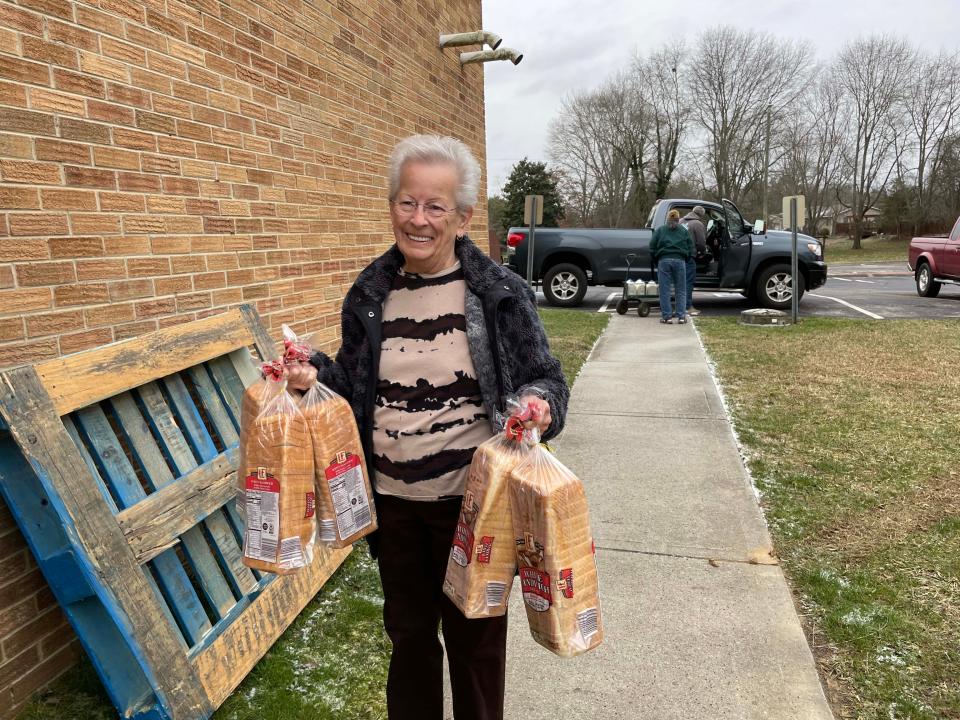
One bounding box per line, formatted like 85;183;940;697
288;134;569;720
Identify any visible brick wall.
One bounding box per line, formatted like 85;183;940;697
0;0;488;713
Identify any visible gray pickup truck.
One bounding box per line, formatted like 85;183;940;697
504;198;828;309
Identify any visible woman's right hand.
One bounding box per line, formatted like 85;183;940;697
285;362;318;392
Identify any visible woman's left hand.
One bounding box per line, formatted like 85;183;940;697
517;394;551;436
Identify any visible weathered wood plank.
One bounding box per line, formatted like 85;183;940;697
205;509;257;596
73;404;212;647
112;391;237;620
117;448;238;564
239;305;277;362
33;309;255;416
162;374;219;463
206;356;245;425
192;546;350;708
186;366;239;446
0;366;212;720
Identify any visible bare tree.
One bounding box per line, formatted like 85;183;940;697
905;50;960;233
781;74;846;235
692;27;814;203
833;35;914;247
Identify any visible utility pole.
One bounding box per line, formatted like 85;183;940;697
762;104;772;227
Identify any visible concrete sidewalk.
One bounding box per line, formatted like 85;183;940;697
498;316;834;719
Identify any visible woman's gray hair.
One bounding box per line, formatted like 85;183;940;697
388;134;481;210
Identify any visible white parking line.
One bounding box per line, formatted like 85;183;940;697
808;293;884;319
598;292;619;313
831;276;853;282
853;279;875;284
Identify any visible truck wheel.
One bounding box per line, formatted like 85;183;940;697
543;263;588;307
754;264;804;310
915;263;941;298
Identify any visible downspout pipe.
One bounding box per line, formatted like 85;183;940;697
439;31;503;50
459;48;523;66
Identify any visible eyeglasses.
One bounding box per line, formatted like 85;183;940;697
392;200;458;219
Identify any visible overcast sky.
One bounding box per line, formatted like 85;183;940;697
480;0;960;195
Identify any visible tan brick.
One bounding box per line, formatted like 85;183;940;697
0;56;50;86
114;319;158;340
123;216;166;234
101;37;146;66
59;327;113;355
113;128;157;151
0;288;51;314
0;136;33;160
47;19;99;52
0;80;28;107
129;68;170;94
40;189;96;211
0;189;41;210
136;110;176;134
29;88;85;116
34;139;91;165
8;214;69;237
162;177;200;196
18;0;72;21
48;237;104;259
76;5;124;35
16;261;76;286
146;196;185;215
171;255;206;274
211;287;243;306
193;271;226;290
0;266;14;289
108;278;153;301
76;258;125;281
180;160;217;179
0;317;24;342
135;297;176;318
125;24;167;54
0;338;58;366
26;310;85;338
153;277;192;295
59;118;111;144
84;301;134;327
53;68;105;98
71;214;122;234
93;147;140;170
21;37;78;70
157;136;196;158
86;99;135;125
64;166;116;190
104;236;150;255
165;216;203;234
0;4;43;34
141;155;181;175
99;192;146;213
79;51;129;82
107;82;151;109
0;108;56;137
53;283;109;306
127;257;171;277
117;172;162;193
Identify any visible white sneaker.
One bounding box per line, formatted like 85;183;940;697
687;307;701;316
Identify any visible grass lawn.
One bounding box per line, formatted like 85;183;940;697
698;317;960;720
824;235;912;265
16;309;608;720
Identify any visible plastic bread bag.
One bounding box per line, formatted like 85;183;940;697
442;395;540;618
277;324;377;548
509;430;603;657
299;380;376;548
238;359;317;574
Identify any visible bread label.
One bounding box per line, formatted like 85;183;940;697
519;566;552;611
451;521;474;567
304;491;315;519
324;452;372;540
476;536;494;564
558;568;574;598
244;470;280;562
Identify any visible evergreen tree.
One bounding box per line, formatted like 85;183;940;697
500;158;565;234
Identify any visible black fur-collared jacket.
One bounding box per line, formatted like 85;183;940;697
309;236;569;477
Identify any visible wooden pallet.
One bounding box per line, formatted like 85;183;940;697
0;306;350;719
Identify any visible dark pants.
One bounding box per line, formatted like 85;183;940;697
685;257;696;308
376;494;508;720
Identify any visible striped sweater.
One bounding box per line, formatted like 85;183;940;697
372;262;493;499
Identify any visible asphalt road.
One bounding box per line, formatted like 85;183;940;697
534;263;960;320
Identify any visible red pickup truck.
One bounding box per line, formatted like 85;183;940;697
908;216;960;297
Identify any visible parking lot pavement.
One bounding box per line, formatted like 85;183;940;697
539;268;960;321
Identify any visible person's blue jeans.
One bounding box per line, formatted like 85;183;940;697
685;257;696;309
657;257;686;320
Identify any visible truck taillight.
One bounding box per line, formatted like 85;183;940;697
507;232;525;248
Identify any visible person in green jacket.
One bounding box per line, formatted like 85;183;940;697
650;208;696;323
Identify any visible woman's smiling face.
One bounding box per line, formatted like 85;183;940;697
391;160;473;275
